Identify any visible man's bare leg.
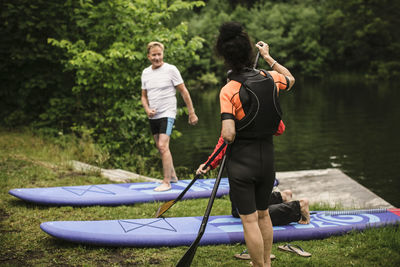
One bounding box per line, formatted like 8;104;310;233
170;160;178;182
154;134;174;191
280;189;292;202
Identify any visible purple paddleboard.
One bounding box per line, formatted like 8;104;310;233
9;179;279;206
9;178;230;206
40;209;400;247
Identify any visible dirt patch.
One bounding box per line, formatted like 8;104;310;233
0;251;30;266
0;208;9;221
149;257;162;265
57;170;87;179
105;251;144;266
11;154;58;171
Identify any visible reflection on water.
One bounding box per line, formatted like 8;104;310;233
171;77;400;207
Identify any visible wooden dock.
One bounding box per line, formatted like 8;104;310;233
71;161;394;209
276;168;394;209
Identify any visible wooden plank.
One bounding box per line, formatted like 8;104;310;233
277;168;394;209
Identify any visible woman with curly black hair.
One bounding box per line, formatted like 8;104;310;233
214;21;295;266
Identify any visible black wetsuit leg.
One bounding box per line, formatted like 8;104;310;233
227;137;275;215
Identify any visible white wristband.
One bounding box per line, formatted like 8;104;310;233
270;60;277;68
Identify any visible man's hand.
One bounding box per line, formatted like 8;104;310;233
196;163;210;175
188;112;198;125
146;108;157;118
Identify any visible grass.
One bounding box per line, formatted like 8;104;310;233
1;128;400;266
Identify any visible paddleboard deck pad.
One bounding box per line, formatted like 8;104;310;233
9;178;230;206
40;208;400;247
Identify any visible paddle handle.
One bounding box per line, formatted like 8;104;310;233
253;51;260;69
174;142;226;203
176;154;227;267
253;43;264;69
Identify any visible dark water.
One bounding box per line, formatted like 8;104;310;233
171;76;400;207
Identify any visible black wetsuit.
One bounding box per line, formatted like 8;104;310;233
220;69;287;215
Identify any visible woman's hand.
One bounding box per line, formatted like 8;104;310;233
196;163;210;175
256;41;271;59
256;40;295;90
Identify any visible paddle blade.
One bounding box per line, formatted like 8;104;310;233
176;244;198;267
155;200;175;218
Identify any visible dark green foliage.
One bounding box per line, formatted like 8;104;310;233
0;0;79;126
320;0;400;77
187;0;400;79
187;0;329;78
1;0;204;170
45;0;204;169
244;2;329;76
1;0;399;170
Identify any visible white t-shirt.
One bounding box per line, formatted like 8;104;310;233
141;63;184;119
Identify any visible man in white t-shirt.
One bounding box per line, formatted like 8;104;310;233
141;41;198;192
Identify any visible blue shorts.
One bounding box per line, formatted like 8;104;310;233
149;117;175;136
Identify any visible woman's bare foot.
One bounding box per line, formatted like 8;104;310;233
249;255;274;266
298;198;310;224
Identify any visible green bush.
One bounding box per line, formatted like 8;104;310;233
44;0;204;168
2;0;399;172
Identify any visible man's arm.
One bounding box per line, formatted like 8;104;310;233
141;89;156;118
175;83;198;125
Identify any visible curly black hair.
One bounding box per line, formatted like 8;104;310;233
216;21;254;73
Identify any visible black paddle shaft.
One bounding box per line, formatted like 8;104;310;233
155;141;227;218
176;154;227;267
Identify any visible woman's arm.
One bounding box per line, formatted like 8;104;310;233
222;119;236;144
256;41;295;90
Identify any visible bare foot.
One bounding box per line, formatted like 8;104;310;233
154;182;171;192
281;189;293;202
235;250;275;260
249;256;274;266
171;177;178;183
298;198;310;224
